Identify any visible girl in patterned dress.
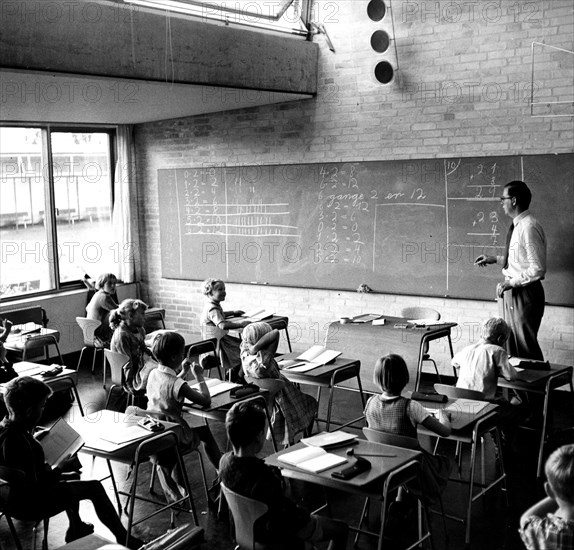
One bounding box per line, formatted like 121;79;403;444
364;354;452;503
240;322;317;446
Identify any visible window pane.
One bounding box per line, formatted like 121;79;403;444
0;127;52;298
50;132;116;283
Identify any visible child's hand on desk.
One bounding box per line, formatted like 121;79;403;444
233;310;245;317
238;319;252;329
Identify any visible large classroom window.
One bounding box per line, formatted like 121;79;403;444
0;126;116;299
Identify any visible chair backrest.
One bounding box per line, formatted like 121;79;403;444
22;334;63;364
104;349;130;387
221;483;269;550
75;316;101;346
1;306;48;327
144;308;166;333
434;383;485;401
363;427;420;450
187;338;223;378
400;306;440;322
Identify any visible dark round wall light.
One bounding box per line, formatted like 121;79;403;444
368;0;396;84
367;0;386;22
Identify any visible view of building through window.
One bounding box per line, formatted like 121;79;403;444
0;127;116;299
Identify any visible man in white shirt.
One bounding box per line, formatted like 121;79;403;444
475;181;546;360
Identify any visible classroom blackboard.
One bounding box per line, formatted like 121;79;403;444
157;154;574;305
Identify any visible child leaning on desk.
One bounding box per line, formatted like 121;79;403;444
200;278;251;382
142;331;222;503
240;321;317;447
364;354;453;504
519;444;574;549
0;317;17;384
219;400;348;550
451;317;522;454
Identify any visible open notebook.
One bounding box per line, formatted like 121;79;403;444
277;446;347;473
189;378;240;397
278;345;341;373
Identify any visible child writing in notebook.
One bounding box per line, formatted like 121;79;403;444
144;331;221;503
200;278;251;381
219;400;348;550
85;272;118;346
520;444;574;549
451;317;521;454
240;322;317;446
364;354;452;505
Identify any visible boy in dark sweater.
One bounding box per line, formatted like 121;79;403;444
219;401;348;550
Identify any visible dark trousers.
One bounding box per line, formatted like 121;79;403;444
501;280;545;360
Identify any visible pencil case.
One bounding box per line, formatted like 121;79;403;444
411;391;447;403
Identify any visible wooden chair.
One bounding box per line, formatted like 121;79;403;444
0;465;70;550
127;406;210;504
104;349;132;410
186;338;223;380
362;428;447;544
432;384;508;547
401;306;442;384
221;482;273;550
349;431;434;550
75;317;107;387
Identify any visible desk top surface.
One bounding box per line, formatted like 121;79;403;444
278;352;360;381
183;379;269;414
412;396;498;431
498;362;573;388
4;326;59;349
72;409;180;457
266;439;420;491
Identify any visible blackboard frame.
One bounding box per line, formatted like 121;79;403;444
157;153;573;306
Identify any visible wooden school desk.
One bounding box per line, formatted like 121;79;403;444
418;400;505;547
279;354;365;431
325;317;457;393
8;361;84;416
266;439;427;550
71;409;197;544
4;324;61;361
226;314;293;352
183;379;278;451
498;362;574;479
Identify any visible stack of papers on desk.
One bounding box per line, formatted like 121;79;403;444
352;313;382;323
407;318;441;326
279;345;341;372
278;446;347;473
189;378;240;397
242;308;274;321
301;431;357;449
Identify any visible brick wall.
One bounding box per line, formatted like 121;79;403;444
134;0;574;371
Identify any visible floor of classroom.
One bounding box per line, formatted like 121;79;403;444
1;358;572;550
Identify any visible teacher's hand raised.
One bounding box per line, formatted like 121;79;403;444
474;254;497;267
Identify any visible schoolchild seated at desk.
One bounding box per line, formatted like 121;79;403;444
364;354;453;508
0;376;142;548
241;322;317;447
85;272;118;346
144;331;221;503
110;299;158;403
219;401;348;550
520;443;574;549
200;278;251;382
451;317;522;451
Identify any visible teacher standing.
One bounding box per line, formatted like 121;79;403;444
475;180;546;360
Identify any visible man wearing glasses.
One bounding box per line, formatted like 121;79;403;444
474;181;547;360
